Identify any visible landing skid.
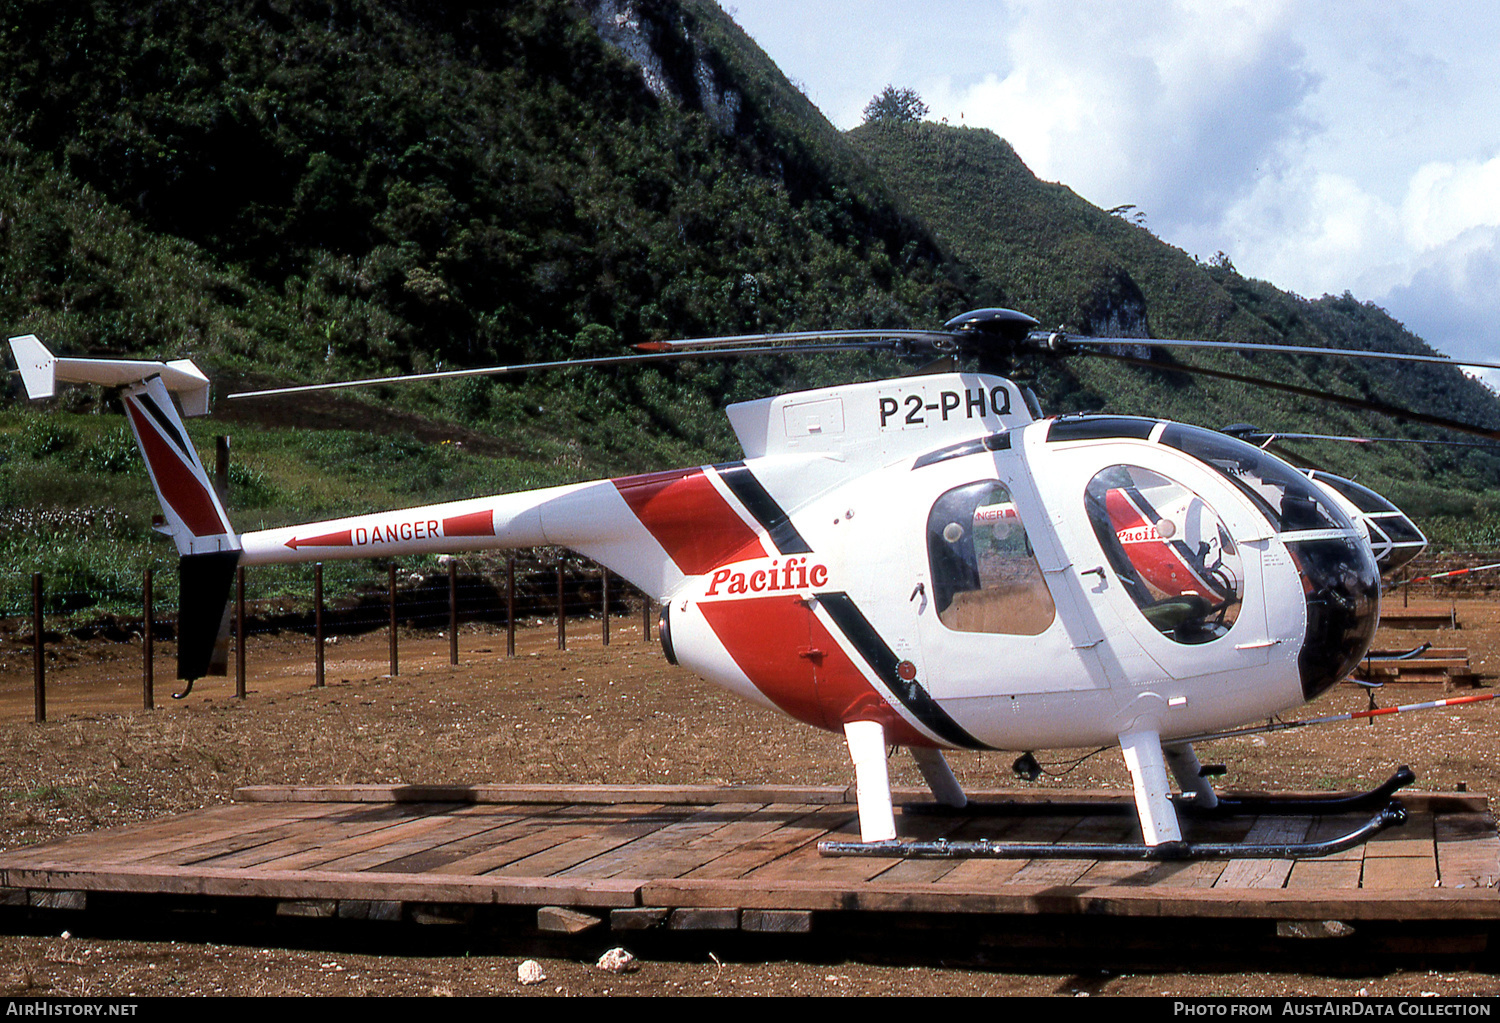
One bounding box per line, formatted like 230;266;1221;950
819;801;1406;861
820;768;1416;862
897;766;1417;820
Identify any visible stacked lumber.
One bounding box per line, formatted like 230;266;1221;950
1353;647;1483;689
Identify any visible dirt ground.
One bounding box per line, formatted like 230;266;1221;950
3;601;1500;997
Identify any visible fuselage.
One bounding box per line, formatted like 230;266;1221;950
237;372;1381;753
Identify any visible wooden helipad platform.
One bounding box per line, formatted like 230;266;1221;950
3;785;1499;952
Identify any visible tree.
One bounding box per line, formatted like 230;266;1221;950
862;85;928;124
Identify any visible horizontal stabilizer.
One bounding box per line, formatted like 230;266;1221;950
8;335;212;416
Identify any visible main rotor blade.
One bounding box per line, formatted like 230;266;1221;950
226;341;902;400
633;327;956;352
1073;334;1500;372
1087;350;1500;441
1243;431;1500;451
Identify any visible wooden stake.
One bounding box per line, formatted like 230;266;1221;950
506;557;516;658
601;566;610;647
314;563;325;688
448;560;458;666
32;573;44;724
557;562;566;651
642;594;651;642
143;568;154;711
214;435;230;505
389;563;399;676
235;566;246;700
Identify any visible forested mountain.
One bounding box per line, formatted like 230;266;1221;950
0;0;1496;614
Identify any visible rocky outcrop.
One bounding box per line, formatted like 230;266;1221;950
583;0;742;134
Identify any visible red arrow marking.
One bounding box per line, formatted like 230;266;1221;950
284;529;354;550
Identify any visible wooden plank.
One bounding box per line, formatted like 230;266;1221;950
1365;813;1435;859
308;808;537;874
1073;859;1163;887
1151;860;1231;889
1213;817;1314;889
742;805;989;886
233;783;855;806
553;803;766;880
678;806;856;881
160;803;454;869
159;803;442;868
930;813;1084;889
1286;858;1363;890
371;808;563;874
223;784;1488;815
229;805;552;873
3;862;641;907
6;803;332;868
1362;856;1438;890
736;812;875;883
1010;814;1139;887
636;876;1500;919
863;811;984;885
488;804;686;877
1435;814;1500;890
426;804;622;876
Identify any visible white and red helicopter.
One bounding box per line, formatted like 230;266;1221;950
9;308;1499;860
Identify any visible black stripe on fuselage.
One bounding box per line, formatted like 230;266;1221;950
911;431;1011;470
134;386;194;459
716;461;813;555
816;591;990;750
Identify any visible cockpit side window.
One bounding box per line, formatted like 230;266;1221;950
926;481;1055;636
1085;465;1243;644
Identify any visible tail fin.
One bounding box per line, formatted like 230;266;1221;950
9;336;239;679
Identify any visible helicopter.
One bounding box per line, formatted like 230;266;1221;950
10;307;1500;861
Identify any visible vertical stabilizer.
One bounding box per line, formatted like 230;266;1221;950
121;377;238;557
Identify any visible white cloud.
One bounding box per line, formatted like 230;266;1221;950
921;1;1317;229
724;1;1500;364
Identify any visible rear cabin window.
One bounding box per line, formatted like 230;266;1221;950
926;481;1055;635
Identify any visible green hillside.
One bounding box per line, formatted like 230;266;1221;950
0;0;1497;619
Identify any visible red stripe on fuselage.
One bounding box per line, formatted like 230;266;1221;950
442;509;494;537
699;596;929;744
613;469;763;575
126;401;228;537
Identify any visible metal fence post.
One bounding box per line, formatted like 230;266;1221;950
143;568;154;711
32;573;45;724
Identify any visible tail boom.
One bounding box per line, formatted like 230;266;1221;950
238;478;695;602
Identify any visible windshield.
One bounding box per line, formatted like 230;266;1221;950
1159;424;1354;534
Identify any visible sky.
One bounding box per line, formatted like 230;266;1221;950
720;0;1500;377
